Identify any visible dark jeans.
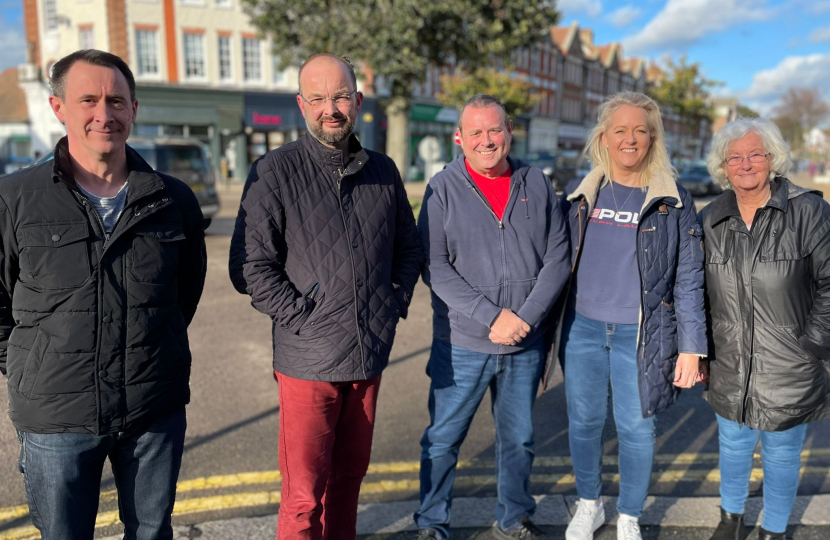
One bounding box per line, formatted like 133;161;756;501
18;408;186;540
415;338;545;538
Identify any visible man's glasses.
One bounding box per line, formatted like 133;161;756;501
298;90;357;110
725;153;771;167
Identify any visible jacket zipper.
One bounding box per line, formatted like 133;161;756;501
336;168;368;379
469;180;517;229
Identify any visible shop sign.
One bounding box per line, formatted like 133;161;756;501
252;111;284;126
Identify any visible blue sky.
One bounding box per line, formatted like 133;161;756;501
558;0;830;114
1;0;828;114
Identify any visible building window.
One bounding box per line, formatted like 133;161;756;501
243;38;261;82
215;0;231;6
183;32;206;79
218;35;233;81
79;26;94;49
135;29;159;76
272;55;285;86
43;0;58;31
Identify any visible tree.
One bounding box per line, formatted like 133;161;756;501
436;68;539;120
737;105;759;119
772;87;830;152
241;0;560;178
647;55;722;123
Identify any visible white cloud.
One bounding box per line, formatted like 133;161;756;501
809;25;830;43
557;0;603;18
739;53;830;114
622;0;774;54
0;17;26;72
813;1;830;14
607;6;642;28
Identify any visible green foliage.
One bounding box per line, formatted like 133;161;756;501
241;0;560;99
647;55;722;123
737;105;760;119
436;68;539;119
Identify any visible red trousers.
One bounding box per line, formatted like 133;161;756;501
275;372;381;540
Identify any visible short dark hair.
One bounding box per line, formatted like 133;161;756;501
298;53;357;94
458;94;510;132
50;49;136;101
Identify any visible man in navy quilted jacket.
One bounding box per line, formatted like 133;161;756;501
414;95;570;540
229;54;424;540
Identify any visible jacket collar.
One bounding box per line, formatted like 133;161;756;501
705;177;813;227
301;132;369;174
567;166;682;213
51;137;165;199
448;154;529;185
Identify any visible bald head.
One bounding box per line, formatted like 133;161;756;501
298;54;357;95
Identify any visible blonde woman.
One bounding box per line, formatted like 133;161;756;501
557;92;707;540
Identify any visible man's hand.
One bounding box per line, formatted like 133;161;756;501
673;353;700;388
489;309;530;346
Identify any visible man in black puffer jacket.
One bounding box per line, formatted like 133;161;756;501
0;50;206;540
229;53;424;539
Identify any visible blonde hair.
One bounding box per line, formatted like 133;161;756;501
706;117;792;190
584;92;675;189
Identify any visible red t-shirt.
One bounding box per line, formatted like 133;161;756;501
465;159;512;220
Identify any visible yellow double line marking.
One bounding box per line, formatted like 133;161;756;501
4;450;830;539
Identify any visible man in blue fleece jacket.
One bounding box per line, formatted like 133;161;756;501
414;95;570;540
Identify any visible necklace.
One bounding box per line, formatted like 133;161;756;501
608;179;636;212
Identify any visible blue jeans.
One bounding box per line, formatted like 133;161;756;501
18;408;186;540
415;338;545;538
563;310;654;517
716;414;807;533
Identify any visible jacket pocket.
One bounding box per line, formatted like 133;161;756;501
451;284;501;338
18;328;49;399
128;223;186;284
505;278;537;315
19;222;91;289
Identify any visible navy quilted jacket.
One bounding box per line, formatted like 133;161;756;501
559;168;707;417
229;134;424;382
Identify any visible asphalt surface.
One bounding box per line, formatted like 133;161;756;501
0;174;828;539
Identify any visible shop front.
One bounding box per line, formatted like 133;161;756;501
133;85;245;179
244;92;385;168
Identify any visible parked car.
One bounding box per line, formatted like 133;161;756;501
25;139;220;228
525;152;566;191
678;164;720;197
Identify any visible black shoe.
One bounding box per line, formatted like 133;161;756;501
415;529;440;540
757;527;786;540
492;517;549;539
708;507;747;540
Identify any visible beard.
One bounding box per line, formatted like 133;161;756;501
305;112;356;145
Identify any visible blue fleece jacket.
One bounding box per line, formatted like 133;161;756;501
418;155;571;354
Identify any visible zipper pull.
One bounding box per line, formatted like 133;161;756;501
499;221;504;229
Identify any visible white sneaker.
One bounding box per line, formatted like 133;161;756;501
566;499;605;540
616;515;642;540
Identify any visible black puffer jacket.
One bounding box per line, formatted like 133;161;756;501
229;134;423;382
701;177;830;431
0;138;206;435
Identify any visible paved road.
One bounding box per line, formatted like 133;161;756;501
0;176;828;539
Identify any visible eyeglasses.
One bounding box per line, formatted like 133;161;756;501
725;153;771;167
298;89;357;110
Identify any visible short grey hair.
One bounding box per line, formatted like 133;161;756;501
458;94;509;132
706;118;792;190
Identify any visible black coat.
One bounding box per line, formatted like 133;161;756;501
701;177;830;431
0;138;207;434
229;134;424;382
